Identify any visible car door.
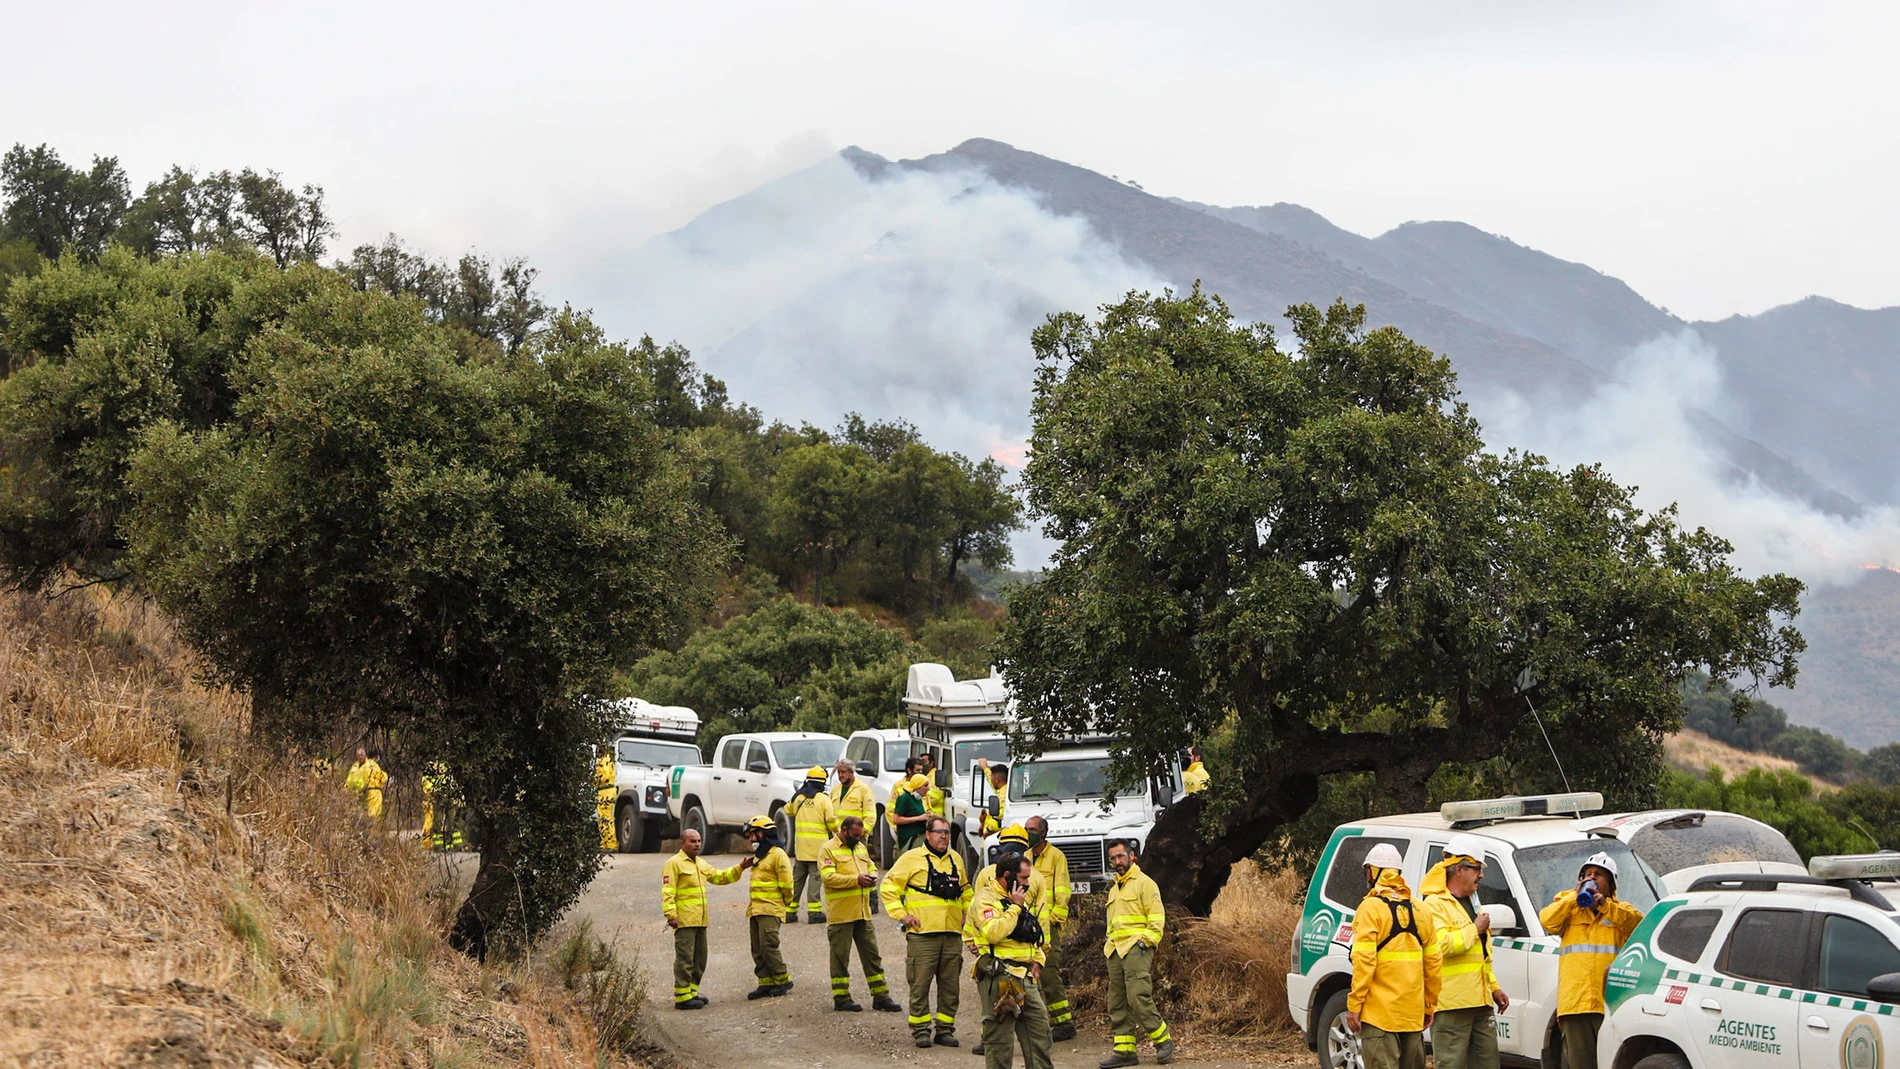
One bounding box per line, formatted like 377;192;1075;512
1700;907;1805;1069
1796;911;1900;1069
737;740;769;809
713;737;746;816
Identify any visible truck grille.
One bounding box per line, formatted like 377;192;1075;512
1054;837;1104;876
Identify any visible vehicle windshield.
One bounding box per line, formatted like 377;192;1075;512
1625;813;1802;874
886;738;922;773
615;738;700;767
954;738;1011;774
771;738;844;769
1010;758;1111;801
1513;839;1662;917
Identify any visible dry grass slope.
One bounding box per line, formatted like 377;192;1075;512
0;586;656;1068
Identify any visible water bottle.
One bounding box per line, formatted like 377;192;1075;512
1577;878;1599;909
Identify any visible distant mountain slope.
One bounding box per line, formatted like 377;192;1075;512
1780;568;1900;749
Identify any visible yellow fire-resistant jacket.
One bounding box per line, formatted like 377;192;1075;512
1183;761;1209;794
829;778;876;832
881;844;971;933
819;835;879;923
968;872;1048;968
784;790;833;862
1420;860;1501;1011
745;845;796;919
1540;887;1644;1016
1349;869;1442;1033
1031;843;1072;928
924;781;946;819
345;758;388;818
661;850;743;928
967;864;1052;937
1104;861;1165;958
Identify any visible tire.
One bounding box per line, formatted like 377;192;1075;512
639;819;663;853
1631;1054;1690;1069
615;803;641;855
1315;989;1362;1069
772;803;793;851
682;805;712;851
875;805;896;867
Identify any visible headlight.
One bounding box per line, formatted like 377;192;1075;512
1126;839;1140;857
645;786;667;809
986;844;999;864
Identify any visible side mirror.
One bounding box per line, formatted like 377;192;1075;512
986;795;1001;819
935;766;952;790
1869;971;1900;1005
1481;903;1518;932
747;759;770;774
856;760;875;777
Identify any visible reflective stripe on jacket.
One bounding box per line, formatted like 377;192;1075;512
1419;861;1499;1011
1348;869;1443;1033
968;873;1047;966
746;846;796;918
1103;861;1165;958
881;845;971;933
1540;888;1644;1015
661;851;742;928
818;836;878;923
830;779;875;831
1031;843;1072;926
784;792;833;862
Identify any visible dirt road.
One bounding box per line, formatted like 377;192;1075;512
566;850;1301;1069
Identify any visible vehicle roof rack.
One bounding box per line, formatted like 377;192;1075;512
1684;872;1894;911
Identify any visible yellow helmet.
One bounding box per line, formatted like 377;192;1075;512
806;766;828;782
744;815;776;834
998;824;1031;846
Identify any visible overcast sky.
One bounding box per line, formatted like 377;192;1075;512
7;0;1897;323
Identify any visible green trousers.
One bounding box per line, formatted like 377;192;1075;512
1559;1013;1602;1069
788;859;823;915
826;919;888;1000
1429;1006;1498;1069
1106;944;1170;1053
1360;1024;1424;1069
976;968;1053;1069
749;914;788;985
672;926;707;1006
1042;926;1071;1027
904;931;962;1039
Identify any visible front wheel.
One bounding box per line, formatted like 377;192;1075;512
682;805;712;851
615;804;641;855
1630;1054;1689;1069
1316;989;1362;1069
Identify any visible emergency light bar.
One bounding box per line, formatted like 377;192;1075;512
1808;853;1900;881
1440;792;1604;822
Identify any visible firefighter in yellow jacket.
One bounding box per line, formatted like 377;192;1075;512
738;815;796;999
594;745;619;851
1182;746;1210;794
1101;838;1171;1067
975;757;1009;836
344;747;388;820
1539;852;1643;1069
1347;843;1442;1069
1421;835;1509;1069
830;757;876;832
661;827;747;1009
1025;816;1077;1042
883;815;971;1047
969;846;1054;1069
784;766;833;922
821;815;900;1012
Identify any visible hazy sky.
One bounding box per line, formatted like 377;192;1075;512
7;0;1897;324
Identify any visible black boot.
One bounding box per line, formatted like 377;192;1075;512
1052;1023;1077;1042
834;996;863;1012
934;1033;960;1048
746;985;772;1000
1155;1039;1175;1065
1098;1053;1139;1068
872;995;903;1013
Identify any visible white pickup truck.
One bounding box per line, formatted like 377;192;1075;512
667;731;846;853
607;698;703;853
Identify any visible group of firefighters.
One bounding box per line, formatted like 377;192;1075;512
660;750;1211;1069
1346;837;1643;1069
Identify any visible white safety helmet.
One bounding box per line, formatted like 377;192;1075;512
1579;851;1620;881
1364;843;1404;870
1444;834;1488;865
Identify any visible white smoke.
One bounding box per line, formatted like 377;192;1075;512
589;154;1167;478
1474;331;1900;588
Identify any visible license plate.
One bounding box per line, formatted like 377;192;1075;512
1072;880;1092;895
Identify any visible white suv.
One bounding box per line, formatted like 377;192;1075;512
1598;853;1900;1069
1286;794;1807;1069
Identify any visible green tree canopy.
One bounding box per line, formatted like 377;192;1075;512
1000;289;1805;912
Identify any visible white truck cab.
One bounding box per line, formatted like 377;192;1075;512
607;698;703;853
971;742;1184;890
843;727;929;865
667;731;846;853
1287;793;1813;1069
1598;852;1900;1069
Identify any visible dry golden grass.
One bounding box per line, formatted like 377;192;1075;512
0;584;654;1068
1665;727;1837;791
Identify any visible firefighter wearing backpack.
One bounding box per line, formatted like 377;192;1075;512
784;766;833;922
1539;851;1643;1069
1421;835;1509;1069
1346;842;1442;1069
